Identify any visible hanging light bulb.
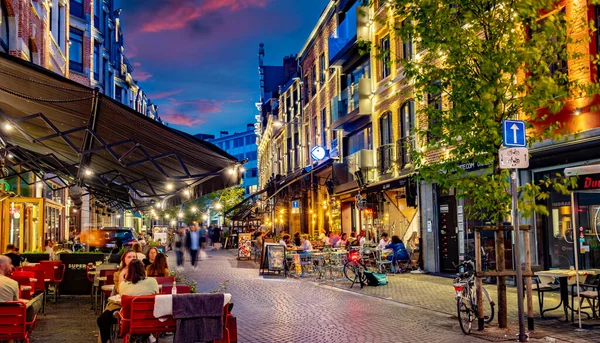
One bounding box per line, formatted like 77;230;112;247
202;214;208;220
166;183;174;190
191;206;198;213
215;202;223;210
184;189;191;197
177;212;184;218
228;168;235;175
3;123;12;131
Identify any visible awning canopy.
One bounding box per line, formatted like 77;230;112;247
0;52;240;210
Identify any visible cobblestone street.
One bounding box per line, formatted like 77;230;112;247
28;248;600;342
174;249;484;343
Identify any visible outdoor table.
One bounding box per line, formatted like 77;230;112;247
535;269;597;321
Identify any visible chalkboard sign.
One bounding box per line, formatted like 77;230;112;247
260;243;285;275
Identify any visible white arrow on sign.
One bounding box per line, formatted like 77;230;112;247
510;123;519;143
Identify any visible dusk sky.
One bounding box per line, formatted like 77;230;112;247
115;0;328;137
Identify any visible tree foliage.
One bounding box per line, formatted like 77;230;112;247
380;0;597;223
159;186;245;224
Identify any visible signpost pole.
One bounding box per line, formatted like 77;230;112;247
512;170;527;342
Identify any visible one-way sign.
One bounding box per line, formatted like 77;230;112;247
502;120;526;147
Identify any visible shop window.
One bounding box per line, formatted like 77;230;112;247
0;1;9;53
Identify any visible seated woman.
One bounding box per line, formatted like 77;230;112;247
377;232;391;251
143;247;159;267
293;232;301;247
96;258;158;343
300;234;313;251
385;235;410;273
335;233;348;249
146;252;170;277
132;242;146;261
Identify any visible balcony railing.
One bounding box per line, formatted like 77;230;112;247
397;136;415;167
377;144;395;175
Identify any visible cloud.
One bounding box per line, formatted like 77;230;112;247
135;70;152;81
160;113;206;126
151;89;184;99
132;62;142;67
159;97;244;127
140;0;270;33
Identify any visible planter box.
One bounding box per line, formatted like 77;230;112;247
21;254;50;263
59;253;105;295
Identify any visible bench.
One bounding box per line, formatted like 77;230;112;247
117;295;235;343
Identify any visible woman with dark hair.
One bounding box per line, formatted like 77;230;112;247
385;235;410;273
132;242;146;260
96;259;158;343
146;252;170;277
144;246;159;267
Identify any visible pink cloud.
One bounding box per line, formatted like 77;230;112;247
159;98;244;127
151;89;184;99
135;70;153;81
132;62;142;67
141;0;270;33
161;113;206;126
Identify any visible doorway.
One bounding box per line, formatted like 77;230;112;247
439;195;458;272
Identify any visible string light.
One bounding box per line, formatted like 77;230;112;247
191;206;198;213
166;183;174;190
3;123;12;131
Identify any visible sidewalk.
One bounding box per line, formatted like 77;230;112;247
316;271;600;342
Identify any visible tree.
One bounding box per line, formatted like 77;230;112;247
381;0;599;329
160;186;246;224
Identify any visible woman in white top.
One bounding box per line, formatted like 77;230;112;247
336;233;348;249
300;235;313;251
377;232;391;250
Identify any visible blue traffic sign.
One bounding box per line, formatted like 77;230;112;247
502;120;526;147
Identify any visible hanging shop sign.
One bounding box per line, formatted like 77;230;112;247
310;146;327;161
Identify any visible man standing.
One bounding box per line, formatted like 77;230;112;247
0;255;18;302
4;244;22;268
172;226;186;272
186;225;201;268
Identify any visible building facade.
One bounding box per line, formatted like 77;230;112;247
0;0;161;251
208;125;258;197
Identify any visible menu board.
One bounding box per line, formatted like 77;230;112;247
260;243;285;273
237;233;252;260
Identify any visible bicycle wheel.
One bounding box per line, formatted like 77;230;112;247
481;287;495;324
457;297;473;335
343;261;366;283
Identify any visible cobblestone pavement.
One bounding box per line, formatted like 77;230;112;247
170;249;486;343
28;248;599;342
317;267;600;343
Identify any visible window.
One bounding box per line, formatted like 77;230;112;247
402;35;413;61
303;74;309;103
233;137;244;148
58;5;63;45
70;0;84;18
344;125;372;156
69;27;84;73
115;85;123;103
320;53;326;84
223;140;230;150
379;112;393;146
1;1;9;53
378;111;393;174
93;42;100;80
311;66;317;96
427;82;442;143
400;100;415;165
251;168;258;178
321;108;327;147
94;0;100;28
245;151;257;161
380;35;391;79
245;135;254;145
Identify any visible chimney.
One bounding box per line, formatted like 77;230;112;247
247;124;254;131
220;131;229;138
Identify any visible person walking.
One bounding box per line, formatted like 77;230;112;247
212;226;222;249
199;225;208;260
185;224;201;268
172;226;186;272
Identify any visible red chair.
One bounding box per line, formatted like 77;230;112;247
8;275;34;299
40;261;63;280
86;263;96;308
154;276;175;284
117;295;176;342
99;269;117;311
0;301;37;343
37;262;64;303
160;285;191;294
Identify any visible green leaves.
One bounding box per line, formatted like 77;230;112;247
383;0;584;223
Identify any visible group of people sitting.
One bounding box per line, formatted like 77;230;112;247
96;245;171;343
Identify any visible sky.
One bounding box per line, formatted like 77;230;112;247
115;0;329;137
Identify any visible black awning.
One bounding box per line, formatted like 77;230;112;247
0;52;239;210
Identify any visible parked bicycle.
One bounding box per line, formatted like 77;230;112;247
453;259;495;334
343;249;370;288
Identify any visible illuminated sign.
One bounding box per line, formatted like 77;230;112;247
311;146;326;161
